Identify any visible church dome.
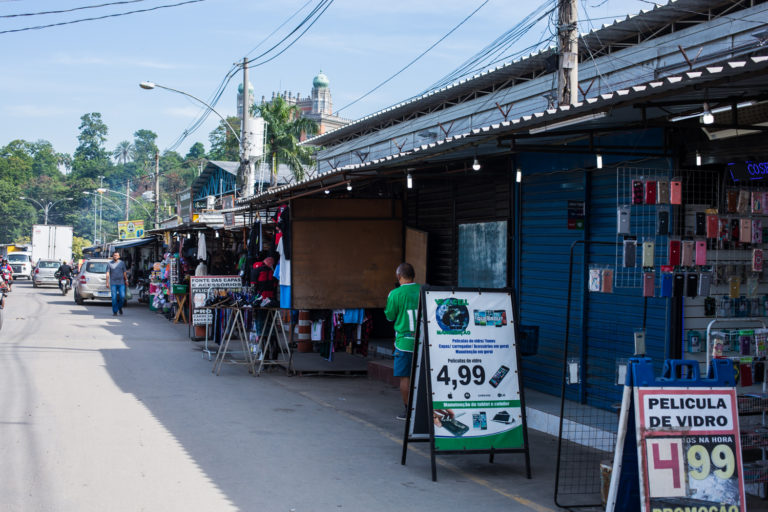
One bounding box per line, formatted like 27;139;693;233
313;71;330;88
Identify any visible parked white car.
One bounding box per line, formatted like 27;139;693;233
7;252;32;280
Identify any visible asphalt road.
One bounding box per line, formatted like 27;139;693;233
0;280;563;512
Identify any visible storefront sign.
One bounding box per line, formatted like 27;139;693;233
424;289;523;451
117;220;145;239
178;190;191;224
728;161;768;182
634;387;746;512
190;275;241;325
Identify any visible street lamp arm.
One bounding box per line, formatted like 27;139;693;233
99;189;154;219
139;81;242;145
19;196;44;210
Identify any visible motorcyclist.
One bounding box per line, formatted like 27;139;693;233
0;259;13;292
57;260;73;290
0;271;8;308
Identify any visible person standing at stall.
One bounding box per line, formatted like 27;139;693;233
106;251;128;316
384;262;420;420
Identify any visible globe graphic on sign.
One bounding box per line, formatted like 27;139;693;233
435;303;470;331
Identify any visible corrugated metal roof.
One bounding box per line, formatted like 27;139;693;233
239;53;768;207
305;0;744;147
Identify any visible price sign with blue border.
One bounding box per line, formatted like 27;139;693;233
634;387;746;512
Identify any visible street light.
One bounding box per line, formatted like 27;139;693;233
93;188;154;219
19;196;73;225
139;81;241;145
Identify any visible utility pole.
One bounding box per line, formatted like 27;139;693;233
557;0;578;106
154;152;160;229
241;57;252;197
125;179;131;221
98;175;104;244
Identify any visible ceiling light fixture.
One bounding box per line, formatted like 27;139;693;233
701;103;714;125
528;111;607;135
407;173;413;189
696;151;702;167
347;181;352;191
596;154;603;169
516;168;522;183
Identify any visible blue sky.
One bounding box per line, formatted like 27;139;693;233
0;0;653;158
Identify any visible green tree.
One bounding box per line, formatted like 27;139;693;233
113;141;135;166
253;96;318;185
72;236;92;260
186;142;206;160
133;129;158;171
208;116;241;161
72;113;111;179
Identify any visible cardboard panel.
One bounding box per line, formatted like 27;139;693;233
405;227;428;285
292;219;402;309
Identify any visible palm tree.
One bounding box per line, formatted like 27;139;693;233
112;141;135;166
253;95;318;186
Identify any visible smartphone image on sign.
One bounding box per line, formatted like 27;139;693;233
489;365;510;388
472;412;488;430
438;415;470;437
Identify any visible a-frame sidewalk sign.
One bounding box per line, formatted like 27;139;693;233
400;286;531;482
606;357;746;512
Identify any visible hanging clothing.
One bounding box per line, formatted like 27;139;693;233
276;205;291;260
275;238;291;286
197;234;207;260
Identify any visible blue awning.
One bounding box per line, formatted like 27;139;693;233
110;238;157;249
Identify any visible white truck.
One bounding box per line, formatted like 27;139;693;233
31;224;73;266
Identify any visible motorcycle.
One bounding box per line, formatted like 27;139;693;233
55;271;70;295
137;277;150;304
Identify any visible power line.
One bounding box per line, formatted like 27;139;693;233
245;0;315;58
0;0;147;18
336;0;492;114
0;0;205;35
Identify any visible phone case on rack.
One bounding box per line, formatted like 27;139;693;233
660;273;673;297
740;364;754;386
753;191;763;213
588;268;602;292
720;218;731;242
681;240;694;267
668;240;681;266
623;238;637;268
731;219;741;242
695;240;707;266
752;219;762;244
657;209;669;235
753;249;763;272
706;214;719;239
642;241;655;268
657;180;669;203
645;180;657;205
763;192;768;214
727;190;739;213
673;273;685;297
740;218;752;243
632;180;644;205
643;272;655;297
694;212;706;236
670;180;682;205
738;190;750;214
686;273;699;298
699;272;712;297
601;269;613;293
729;276;741;298
617;206;631;234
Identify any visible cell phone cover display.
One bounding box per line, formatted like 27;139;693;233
731;218;741;242
763;191;768;214
632;180;644;204
753;191;764;213
740;218;752;243
642;272;655;297
617;206;631;234
694;212;706;236
752;219;762;244
623;238;637;267
642;241;655;268
737;189;750;214
753;248;763;272
740;364;754;386
704;296;716;316
695;240;707;266
747;276;759;298
656;208;669;235
672;273;685;297
729;276;741;298
681;240;694;267
685;273;698;298
727;190;739;213
588;268;602;292
660;273;673;297
699;272;712;297
601;268;613;293
668;239;681;266
657;180;669;203
669;179;682;205
706;214;719;239
644;180;657;205
719;218;731;243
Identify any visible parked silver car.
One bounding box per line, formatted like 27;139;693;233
74;259;132;305
32;259;62;287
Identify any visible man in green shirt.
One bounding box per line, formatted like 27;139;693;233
384;262;420;420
